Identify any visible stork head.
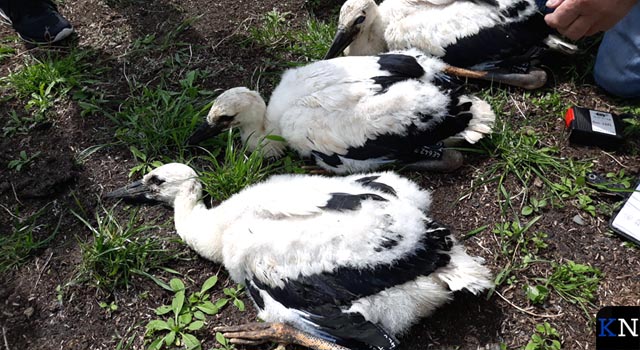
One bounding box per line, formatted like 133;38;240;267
105;163;200;207
324;0;378;59
187;87;266;145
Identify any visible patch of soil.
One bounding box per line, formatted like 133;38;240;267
1;0;639;350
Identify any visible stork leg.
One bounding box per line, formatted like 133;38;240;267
404;149;464;172
443;65;547;90
214;322;350;350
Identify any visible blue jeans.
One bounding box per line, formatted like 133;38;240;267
594;1;640;98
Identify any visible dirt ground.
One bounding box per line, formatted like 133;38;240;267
0;0;639;350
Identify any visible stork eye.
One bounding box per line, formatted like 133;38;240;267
148;175;165;186
354;15;366;25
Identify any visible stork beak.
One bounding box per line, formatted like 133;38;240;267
324;28;356;60
187;122;226;145
104;180;158;204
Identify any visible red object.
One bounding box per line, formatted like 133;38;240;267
565;107;575;129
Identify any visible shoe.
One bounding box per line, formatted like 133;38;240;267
0;0;74;43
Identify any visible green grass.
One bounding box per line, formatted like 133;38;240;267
198;130;303;201
477;121;593;214
110;70;214;176
246;9;336;62
74;204;173;292
536;260;601;318
0;42;16;63
1;49;104;135
0;203;61;273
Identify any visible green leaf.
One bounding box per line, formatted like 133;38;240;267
201;276;218;293
129;145;146;161
179;312;193;326
172;290;185;316
182;333;201;350
215;332;227;346
146;319;171;332
463;225;488;239
233;299;245;311
215;298;229;309
186;320;205;331
196;301;219;315
155;305;173;315
148;338;163;350
170;278;185;292
164;331;176;346
524;341;536;350
193;310;205;320
521;206;534;216
265;134;286;142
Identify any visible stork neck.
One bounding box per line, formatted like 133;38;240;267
239;105;287;159
173;181;225;263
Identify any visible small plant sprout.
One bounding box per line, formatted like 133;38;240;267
223;284;245;311
525;284;549;305
99;300;118;315
524;322;562;350
212;332;236;350
8;150;41;172
146;277;245;350
521;197;547;216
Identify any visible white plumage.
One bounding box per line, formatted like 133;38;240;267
325;0;577;68
188;49;495;174
106;163;493;350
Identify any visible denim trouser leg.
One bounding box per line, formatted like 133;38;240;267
593;2;640;99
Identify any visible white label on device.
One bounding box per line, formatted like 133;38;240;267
589;110;616;136
611;183;640;242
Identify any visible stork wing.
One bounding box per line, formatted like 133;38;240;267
274;53;452;158
244;220;453;348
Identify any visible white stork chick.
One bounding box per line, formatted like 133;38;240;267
106;163;493;350
188;50;495;174
325;0;577;72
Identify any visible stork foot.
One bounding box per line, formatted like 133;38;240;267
405;149;464;172
214;322;349;350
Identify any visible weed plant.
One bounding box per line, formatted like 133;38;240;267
1;50;96;114
247;10;335;62
145;276;245;350
537;260;601;317
523;322;562;350
111;70;214;176
478;121;592;213
74;204;173;291
0;204;60;273
198;130;302;201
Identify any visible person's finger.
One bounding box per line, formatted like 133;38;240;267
545;0;565;9
544;1;580;29
584;26;601;37
560;15;595;40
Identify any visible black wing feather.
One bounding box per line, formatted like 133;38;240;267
443;1;552;67
355;176;398;196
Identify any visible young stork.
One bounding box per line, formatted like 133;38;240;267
188;50;496;174
106;163;493;350
324;0;577;89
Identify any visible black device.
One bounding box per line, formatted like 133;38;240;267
609;179;640;246
565;106;625;147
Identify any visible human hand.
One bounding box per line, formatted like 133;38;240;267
544;0;638;40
